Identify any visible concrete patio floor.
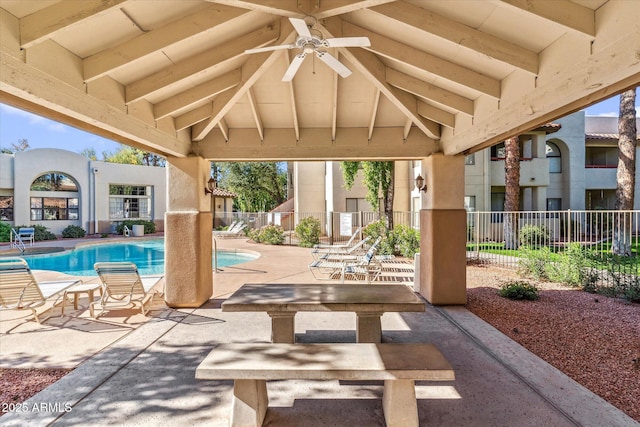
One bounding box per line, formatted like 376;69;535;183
0;237;636;426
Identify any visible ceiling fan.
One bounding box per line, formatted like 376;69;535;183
244;17;370;81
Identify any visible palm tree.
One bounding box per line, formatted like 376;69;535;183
503;136;520;250
612;88;637;255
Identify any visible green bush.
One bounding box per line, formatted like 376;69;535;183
519;224;550;248
518;246;552;280
363;220;394;255
61;225;86;238
546;243;593;286
249;224;284;245
295;217;321;248
13;224;57;241
0;221;11;242
390;224;420;258
499;280;539;300
115;220;156;235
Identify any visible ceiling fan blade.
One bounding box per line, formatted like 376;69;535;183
323;37;371;48
315;51;352;78
244;44;294;54
282;52;306;81
289;17;312;38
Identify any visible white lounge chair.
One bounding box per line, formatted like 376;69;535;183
0;257;81;323
309;237;382;282
213;221;246;238
311;235;371;261
313;227;362;250
91;262;163;318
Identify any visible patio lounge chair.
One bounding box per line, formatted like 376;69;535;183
213;221;246;238
0;257;81;323
309;237;382;282
311;235;371;261
312;227;362;250
91;262;163;318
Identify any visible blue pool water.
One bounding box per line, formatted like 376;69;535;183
23;239;257;276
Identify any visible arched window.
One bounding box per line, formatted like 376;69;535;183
546;142;562;173
30;172;79;221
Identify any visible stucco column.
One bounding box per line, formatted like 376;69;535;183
419;153;467;305
165;156;213;307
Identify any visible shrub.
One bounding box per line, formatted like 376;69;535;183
61;225;86;238
249;224;284;245
546;243;593;286
363;220;394;255
499;280;539;300
391;224;420;258
518;246;552;280
0;221;11;242
519;224;550;248
295;217;321;248
15;224;57;241
115;220;156;235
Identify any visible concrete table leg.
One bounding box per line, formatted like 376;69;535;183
356;312;383;343
267;312;296;343
382;379;419;427
231;379;268;427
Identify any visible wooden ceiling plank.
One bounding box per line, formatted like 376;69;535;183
370;1;538;74
247;88;264;141
125;22;279;103
20;0;127;49
343;21;501;98
386;68;474;116
154;69;241;119
84;5;248;82
498;0;595;38
192;19;297;141
417;101;455;129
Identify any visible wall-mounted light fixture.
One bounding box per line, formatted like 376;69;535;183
204;177;217;195
415;174;427;193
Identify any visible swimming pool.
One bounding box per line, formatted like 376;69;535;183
22;239;258;276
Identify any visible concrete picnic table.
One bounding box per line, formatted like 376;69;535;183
221;283;426;343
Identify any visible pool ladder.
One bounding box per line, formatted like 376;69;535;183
123;225;130;237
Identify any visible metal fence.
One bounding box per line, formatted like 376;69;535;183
466;210;640;286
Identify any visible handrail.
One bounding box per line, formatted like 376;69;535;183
213;236;219;272
10;229;26;253
123;225;130;237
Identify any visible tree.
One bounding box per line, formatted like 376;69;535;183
612;88;637;255
11;138;29;152
214;162;287;212
79;147;98;160
503;136;520;250
340;161;395;228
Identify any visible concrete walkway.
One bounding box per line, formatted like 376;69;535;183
0;237;636;426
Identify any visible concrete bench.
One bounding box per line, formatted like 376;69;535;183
196;342;454;427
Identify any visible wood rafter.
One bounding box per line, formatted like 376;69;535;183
417;101;455;129
20;0;127;49
342;21;500;99
368;89;380;141
284;54;300;141
370;1;538;74
206;0;395;19
386;68;474;117
125;22;279;103
403;118;412;140
246;88;264;141
175;103;212;132
331;57;338;141
218;117;229;141
497;0;595;38
83;5;248;82
154;69;241;120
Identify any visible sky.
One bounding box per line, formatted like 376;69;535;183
0;93;638;154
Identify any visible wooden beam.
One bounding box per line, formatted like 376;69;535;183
417;101;455;129
246;88;264;141
368;89;381;140
198;127;437;160
154;70;241;119
175;103;212;131
403;118;412;140
331;59;338;141
343;21;501;99
498;0;595;38
125;22;279;103
192;19;297;141
285;54;300;141
0;50;189;157
386;68;474;117
192;91;235;140
20;0;127;49
205;0;394;19
84;5;248;81
218;117;229;141
370;2;538;74
204;1;302;17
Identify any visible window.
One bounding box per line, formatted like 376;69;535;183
547;198;561;211
464;196;476;212
490;192;505;222
585;147;618;168
546;142;562;173
490;143;506;159
346;198;367;212
109;185;152;219
0;196;13;220
30;172;78;191
465;154;475;165
30;197;78;220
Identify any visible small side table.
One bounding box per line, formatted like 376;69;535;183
61;282;103;316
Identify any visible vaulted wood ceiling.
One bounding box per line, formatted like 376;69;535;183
1;0;639;161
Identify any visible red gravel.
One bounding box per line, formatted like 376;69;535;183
0;368;71;415
466;264;640;422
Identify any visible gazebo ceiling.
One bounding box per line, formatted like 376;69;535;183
0;0;638;161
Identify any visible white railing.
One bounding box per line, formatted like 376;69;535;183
9;228;26;253
123;225;130;237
